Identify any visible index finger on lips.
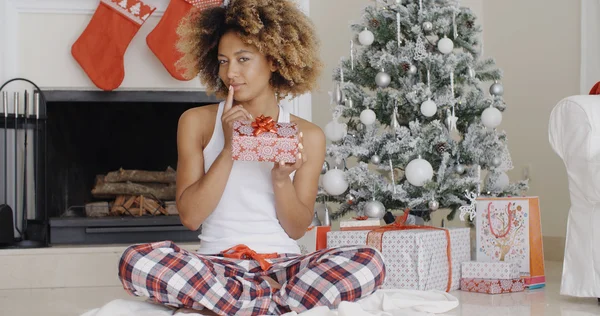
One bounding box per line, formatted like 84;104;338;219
224;85;235;112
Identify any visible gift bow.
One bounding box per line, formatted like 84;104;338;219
221;244;279;271
251;115;278;136
366;209;453;292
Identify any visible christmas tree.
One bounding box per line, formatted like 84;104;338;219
318;0;528;222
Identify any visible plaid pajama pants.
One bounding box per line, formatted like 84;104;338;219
118;241;386;315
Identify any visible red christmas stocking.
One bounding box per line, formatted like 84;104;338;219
146;0;223;81
71;0;156;91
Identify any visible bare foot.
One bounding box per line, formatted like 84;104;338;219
262;276;282;291
174;308;220;315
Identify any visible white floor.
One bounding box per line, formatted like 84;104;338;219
0;247;598;316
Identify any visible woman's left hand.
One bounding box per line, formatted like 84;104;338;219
272;132;307;184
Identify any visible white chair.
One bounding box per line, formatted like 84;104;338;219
549;95;600;299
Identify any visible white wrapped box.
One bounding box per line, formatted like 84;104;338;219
461;261;521;279
339;218;382;231
327;228;470;291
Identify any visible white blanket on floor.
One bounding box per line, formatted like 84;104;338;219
81;290;459;316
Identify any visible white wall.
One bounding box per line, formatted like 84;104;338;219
483;0;580;240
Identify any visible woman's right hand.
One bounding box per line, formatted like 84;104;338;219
221;86;252;154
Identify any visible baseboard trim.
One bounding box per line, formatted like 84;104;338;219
543;236;565;262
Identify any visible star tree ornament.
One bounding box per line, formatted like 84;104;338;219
445;108;458;131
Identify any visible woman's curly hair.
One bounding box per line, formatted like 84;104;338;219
176;0;323;99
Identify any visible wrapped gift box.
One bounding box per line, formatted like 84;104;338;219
461;261;521;279
296;226;330;255
339;218;382;231
327;227;470;291
231;116;299;163
460;278;525;294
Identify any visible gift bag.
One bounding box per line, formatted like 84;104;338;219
296;226;330;255
475;197;545;288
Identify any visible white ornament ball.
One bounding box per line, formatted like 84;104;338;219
455;164;465;174
485;171;510;191
364;200;386;219
437;36;454;54
408;65;418;75
359;29;375;46
420;99;438;117
422;21;433;32
324;120;347;142
428;200;440;211
375;71;391;88
322;169;349;196
405;157;434;187
360;109;377;125
371;154;381;164
492;157;502;167
481;106;503;129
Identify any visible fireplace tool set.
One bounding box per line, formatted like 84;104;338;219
0;78;48;248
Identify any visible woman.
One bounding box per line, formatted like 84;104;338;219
118;0;385;315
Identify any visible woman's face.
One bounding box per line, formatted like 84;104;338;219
218;31;276;102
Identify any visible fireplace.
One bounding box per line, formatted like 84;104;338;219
44;90;219;245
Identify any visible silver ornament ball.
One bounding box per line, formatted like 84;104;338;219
321;161;330;174
371;155;381;164
364;200;386;219
422;21;433;32
408;65;418;75
346;193;356;205
490;81;504;96
455;164;465;174
375;71;391;88
428;200;440;211
492;157;502;167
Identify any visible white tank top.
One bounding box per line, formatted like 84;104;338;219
197;101;301;255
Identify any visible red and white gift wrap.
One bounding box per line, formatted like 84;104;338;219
231;116;299;163
327;213;470;291
461;261;521;279
460;278;526;294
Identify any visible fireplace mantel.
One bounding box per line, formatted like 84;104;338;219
0;0;312;120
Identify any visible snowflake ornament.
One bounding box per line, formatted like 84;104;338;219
459;190;478;221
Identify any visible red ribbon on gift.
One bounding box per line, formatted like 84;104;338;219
353;216;369;221
366;209;453;292
221;244;279;271
251;115;278;136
